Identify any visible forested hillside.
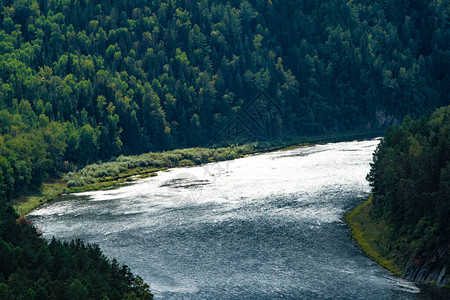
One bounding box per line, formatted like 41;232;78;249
366;106;449;284
0;1;449;296
0;0;448;199
0;203;153;299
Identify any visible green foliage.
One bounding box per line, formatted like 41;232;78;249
0;0;447;201
67;279;88;300
65;144;255;188
345;196;403;276
367;105;450;266
78;124;98;164
0;0;448;295
0;202;153;299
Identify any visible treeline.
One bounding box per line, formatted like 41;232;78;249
0;0;448;200
367;105;450;265
0;203;153;299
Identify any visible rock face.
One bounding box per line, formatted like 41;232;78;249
366;109;400;129
402;244;449;287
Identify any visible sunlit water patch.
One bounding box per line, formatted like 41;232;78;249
29;139;441;299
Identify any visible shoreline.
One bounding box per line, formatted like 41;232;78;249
345;196;450;293
344;195;403;276
14;130;383;217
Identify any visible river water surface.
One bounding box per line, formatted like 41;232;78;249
29;139;439;299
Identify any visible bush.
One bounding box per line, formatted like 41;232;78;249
179;159;195;167
67;178;86;187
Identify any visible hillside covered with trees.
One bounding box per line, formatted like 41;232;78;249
0;0;448;201
364;106;449;284
0;0;448;297
0;203;153;299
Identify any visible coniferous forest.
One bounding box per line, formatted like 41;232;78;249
0;203;153;299
0;0;448;200
0;0;449;298
367;106;450;276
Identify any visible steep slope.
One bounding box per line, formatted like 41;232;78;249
0;0;448;199
348;106;450;287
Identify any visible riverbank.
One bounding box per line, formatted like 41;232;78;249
345;196;450;290
14;130;382;217
13;145;254;217
29;138;403;299
345;195;403;276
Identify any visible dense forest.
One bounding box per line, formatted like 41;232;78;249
0;0;448;200
0;1;448;296
366;105;450;275
0;203;153;299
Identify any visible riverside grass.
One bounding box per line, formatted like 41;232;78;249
13;145;254;217
14;129;382;217
345;195;403;276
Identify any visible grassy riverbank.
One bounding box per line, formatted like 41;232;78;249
345;195;403;276
13;130;382;217
347;197;450;293
13;145;254;216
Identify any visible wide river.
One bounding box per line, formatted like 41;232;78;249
29;139;438;299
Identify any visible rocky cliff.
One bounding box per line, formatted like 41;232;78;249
402;243;449;287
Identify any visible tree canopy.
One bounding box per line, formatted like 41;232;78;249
0;1;448;296
367;105;450;268
0;202;153;299
0;0;448;199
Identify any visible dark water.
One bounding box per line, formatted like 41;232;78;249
28;139;443;299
